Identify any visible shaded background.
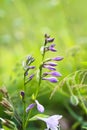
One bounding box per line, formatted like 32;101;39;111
0;0;87;130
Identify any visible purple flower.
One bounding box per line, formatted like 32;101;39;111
37;115;62;130
22;56;35;70
25;66;35;70
42;77;58;83
24;67;35;77
26;100;44;113
50;71;62;77
46;38;54;43
26;55;35;65
26;103;35;112
43;65;56;71
49;44;57;52
42;72;62;77
44;62;57;66
35;100;44;113
29;74;35;80
52;57;63;61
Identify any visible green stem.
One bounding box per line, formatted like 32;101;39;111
24;38;46;129
76;87;87;114
73;72;87;114
35;40;46;98
24;110;32;128
35;65;42;98
65;104;83;122
23;75;26;130
66;79;73;96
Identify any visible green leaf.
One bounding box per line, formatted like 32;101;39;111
82;126;87;130
29;114;49;121
3;126;10;130
82;122;87;129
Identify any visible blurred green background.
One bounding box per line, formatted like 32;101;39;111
0;0;87;130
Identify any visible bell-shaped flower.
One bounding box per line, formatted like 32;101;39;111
46;37;54;43
35;100;44;113
49;71;62;77
26;103;35;113
37;115;62;130
42;77;58;83
45;33;54;43
42;71;62;77
48;44;57;52
43;65;56;71
44;62;57;66
26;100;44;113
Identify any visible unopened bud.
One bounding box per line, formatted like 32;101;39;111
20;91;25;99
70;95;79;106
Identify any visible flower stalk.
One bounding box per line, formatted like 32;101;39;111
0;34;63;130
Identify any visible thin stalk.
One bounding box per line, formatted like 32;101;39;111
23;75;26;130
76;87;87;114
35;40;46;98
35;65;43;98
73;72;87;114
66;79;73;96
24;110;32;128
24;38;47;129
65;104;83;122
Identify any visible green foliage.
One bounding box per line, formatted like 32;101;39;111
0;0;87;130
29;114;49;121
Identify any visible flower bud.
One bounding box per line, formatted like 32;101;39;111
35;100;44;113
43;65;56;71
70;95;79;106
44;62;57;66
52;57;63;61
26;103;36;113
42;77;58;83
29;74;35;80
48;44;57;52
50;71;62;77
20;91;25;99
46;38;54;43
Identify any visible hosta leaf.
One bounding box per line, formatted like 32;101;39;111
29;114;49;121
